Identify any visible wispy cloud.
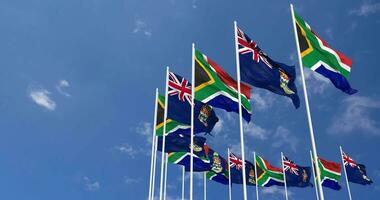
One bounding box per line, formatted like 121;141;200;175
133;19;152;37
251;90;276;111
136;122;153;144
261;186;292;198
56;79;71;97
349;1;380;16
124;176;141;184
29;88;56;111
244;123;269;140
328;96;380;135
324;27;333;39
191;0;198;9
303;69;330;94
272;126;299;152
114;143;138;158
83;176;100;191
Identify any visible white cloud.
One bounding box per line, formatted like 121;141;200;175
324;27;333;39
191;0;198;8
115;143;138;158
133;19;152;37
350;1;380;16
303;69;330;94
328;96;380;135
56;79;71;97
136;122;153;144
251;91;276;111
272;126;299;152
261;186;292;198
83;176;100;191
29;88;56;111
212;119;223;135
124;177;141;184
244;123;269;140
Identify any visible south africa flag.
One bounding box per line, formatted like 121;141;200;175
293;11;357;95
318;157;342;190
255;155;284;187
194;49;252;122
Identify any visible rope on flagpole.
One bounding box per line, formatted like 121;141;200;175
234;20;248;200
290;4;325;200
340;146;353;200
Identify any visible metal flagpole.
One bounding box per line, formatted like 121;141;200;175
148;89;159;200
163;153;168;200
182;166;185;200
234;20;248;200
228;148;232;200
151;135;159;200
253;152;259;200
340;146;353;200
190;43;195;200
290;4;325;200
281;152;289;200
310;150;320;200
204;172;207;200
159;67;170;200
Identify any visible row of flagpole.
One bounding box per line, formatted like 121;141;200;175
146;4;357;200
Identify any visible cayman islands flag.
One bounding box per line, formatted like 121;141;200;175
293;11;357;95
237;26;300;108
229;152;256;185
282;155;312;187
342;150;373;185
255;155;284;187
194;49;252;122
166;71;219;134
318;157;342;190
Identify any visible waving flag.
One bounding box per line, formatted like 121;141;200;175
293;11;357;94
156;94;190;136
342;151;373;185
237;26;300;108
282;155;312;187
229;152;256;185
166;71;219;134
157;134;206;153
194;49;252;122
168;151;211;172
318;157;342;190
255;155;284;187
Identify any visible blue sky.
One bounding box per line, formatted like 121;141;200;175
0;0;379;199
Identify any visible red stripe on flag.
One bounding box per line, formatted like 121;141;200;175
207;57;251;99
311;29;352;68
319;158;341;173
262;157;282;173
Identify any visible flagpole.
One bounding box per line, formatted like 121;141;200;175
340;146;353;200
148;88;159;200
204;172;207;200
290;4;325;200
190;43;195;200
163;153;168;200
234;20;248;200
281;152;289;200
310;150;320;200
228;148;232;200
253;152;259;200
182;166;185;200
151;135;159;200
159;67;170;200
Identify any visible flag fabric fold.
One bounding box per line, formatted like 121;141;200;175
255;155;284;187
282;155;312;187
166;71;219;134
156;134;206;153
229;152;256;185
342;151;373;185
194;49;252;122
293;11;357;95
317;157;342;190
237;26;300;108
